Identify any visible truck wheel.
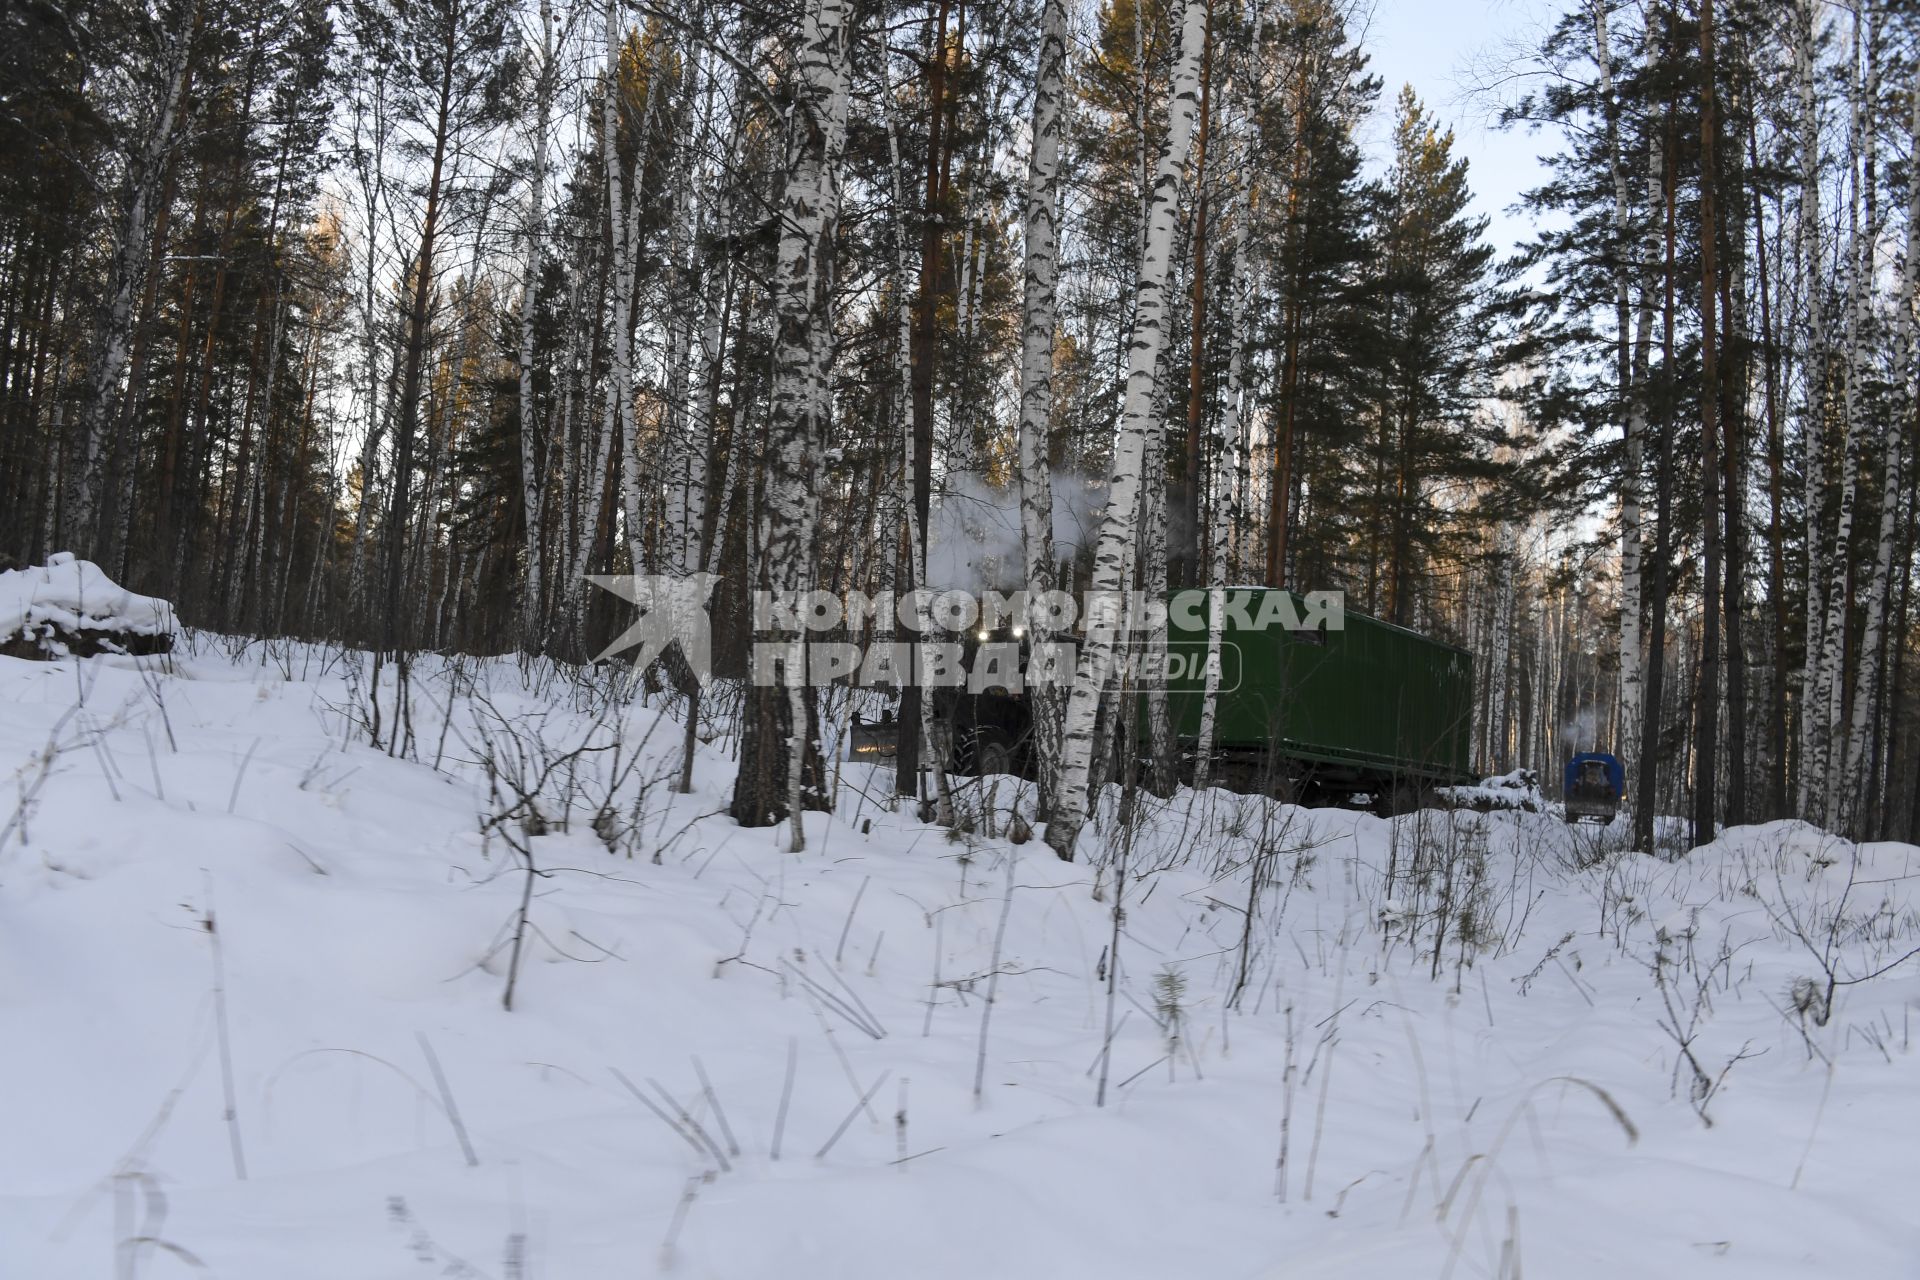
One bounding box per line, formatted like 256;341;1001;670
973;730;1015;777
1373;783;1417;818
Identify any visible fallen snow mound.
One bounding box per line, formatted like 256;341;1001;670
0;552;175;658
1437;766;1544;812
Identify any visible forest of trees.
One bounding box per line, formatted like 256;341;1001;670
2;0;1917;852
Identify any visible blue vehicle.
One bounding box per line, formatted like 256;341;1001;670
1564;752;1626;824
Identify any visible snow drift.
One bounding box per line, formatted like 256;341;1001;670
0;552;175;658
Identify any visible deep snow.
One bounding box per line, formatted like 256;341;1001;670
1;639;1916;1279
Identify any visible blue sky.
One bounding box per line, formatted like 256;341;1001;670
1360;0;1563;261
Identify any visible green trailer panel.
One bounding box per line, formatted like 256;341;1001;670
1155;589;1474;785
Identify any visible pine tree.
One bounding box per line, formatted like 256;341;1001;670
1359;87;1497;626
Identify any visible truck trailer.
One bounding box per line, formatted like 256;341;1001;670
850;589;1476;816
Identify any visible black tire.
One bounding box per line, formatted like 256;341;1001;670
1373;782;1418;818
972;730;1015;777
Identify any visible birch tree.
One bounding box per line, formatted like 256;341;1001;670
1017;0;1068;814
604;7;653;583
1691;0;1722;847
1046;0;1210;861
1595;0;1646;793
1843;58;1920;831
517;0;562;653
729;0;849;844
1794;0;1830;819
1193;180;1251;793
73;0;202;555
1810;5;1874;830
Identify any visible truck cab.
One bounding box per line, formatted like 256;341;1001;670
1563;752;1626;824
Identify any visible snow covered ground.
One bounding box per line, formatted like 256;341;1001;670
2;639;1916;1279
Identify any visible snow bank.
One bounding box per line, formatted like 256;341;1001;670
0;552;175;657
1437;765;1545;812
0;643;1915;1278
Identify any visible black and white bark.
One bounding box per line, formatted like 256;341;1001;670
1811;5;1873;829
662;40;709;581
1596;0;1647;788
1795;0;1831;818
74;5;200;554
1193;180;1250;793
1045;0;1209;860
1844;56;1918;825
517;0;562;652
729;0;849;844
1016;0;1067;813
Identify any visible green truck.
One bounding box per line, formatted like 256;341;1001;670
1153;588;1475;811
850;588;1477;814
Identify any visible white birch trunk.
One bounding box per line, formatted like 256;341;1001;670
1597;0;1647;783
562;259;607;617
1017;0;1067;810
568;237;616;621
1489;524;1515;773
1795;0;1831;817
663;44;709;579
956;216;977;340
690;80;743;582
1193;186;1250;793
518;0;557;651
229;287;287;623
1046;0;1209;860
1843;57;1918;824
74;9;197;552
602;0;632;561
694;254;746;602
556;265;581;572
1142;370;1174;794
1812;10;1873;828
689;199;734;569
748;0;848;849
